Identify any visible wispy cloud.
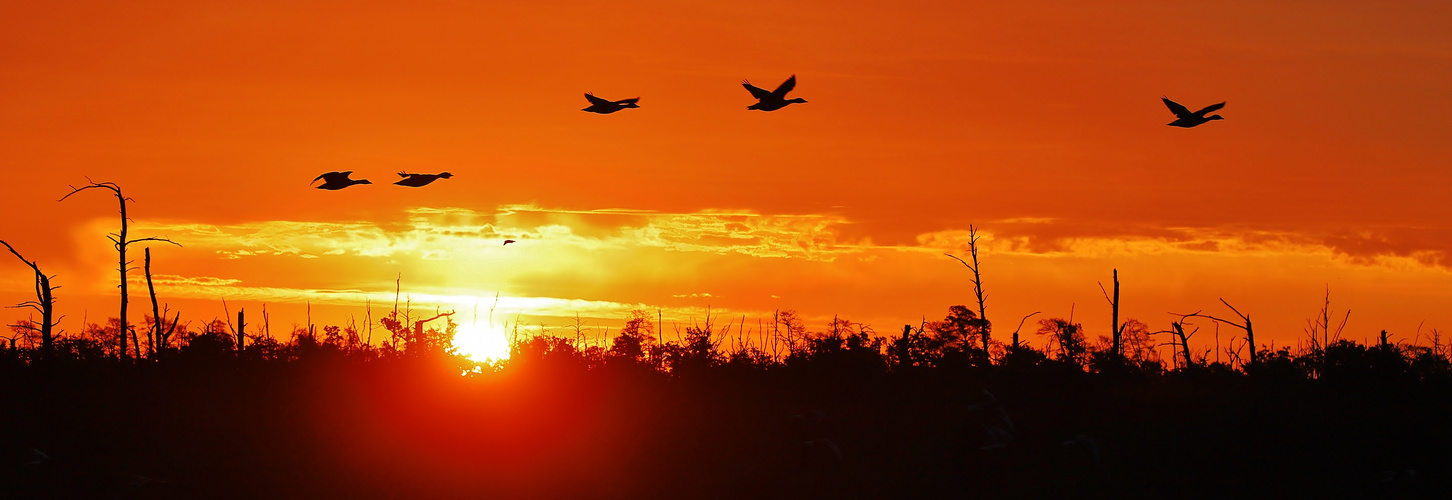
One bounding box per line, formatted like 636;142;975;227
140;205;873;263
140;206;1452;274
918;222;1452;272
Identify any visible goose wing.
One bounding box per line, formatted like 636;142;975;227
771;75;797;98
1162;97;1192;118
1194;101;1226;115
742;81;774;100
312;171;349;184
584;93;612;106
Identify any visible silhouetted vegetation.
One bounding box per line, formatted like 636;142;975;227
2;299;1451;499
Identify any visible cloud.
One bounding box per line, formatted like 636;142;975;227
916;221;1452;272
138;205;874;264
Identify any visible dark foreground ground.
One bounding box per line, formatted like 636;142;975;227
2;356;1449;499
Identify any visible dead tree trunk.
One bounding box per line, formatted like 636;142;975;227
237;309;246;355
1171;322;1193;366
1173;299;1256;370
0;240;60;361
1011;311;1041;354
1099;269;1124;359
946;225;991;361
145;247;161;359
130;326;141;359
413;311;455;355
60;180;178;361
1111;270;1121;358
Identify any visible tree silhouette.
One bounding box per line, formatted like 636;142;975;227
945;224;992;360
0;240;60;361
609;309;656;361
1098;269;1124;360
60;180;179;361
1174;299;1257;369
1036;317;1087;365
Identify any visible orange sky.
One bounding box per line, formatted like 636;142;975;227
3;0;1452;354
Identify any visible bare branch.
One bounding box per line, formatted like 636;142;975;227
1218;298;1249;322
944;253;977;273
126;237;182;248
1013;311;1041;337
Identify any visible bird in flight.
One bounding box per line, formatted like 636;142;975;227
503;239;516;246
582;93;640;114
395;172;453;187
311;171;371;190
743;75;807;111
1162;97;1225;128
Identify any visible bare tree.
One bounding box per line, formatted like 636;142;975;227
945;225;991;360
413;311;455;355
1010;311;1041;353
142;247;180;358
1158;321;1196;369
1173;299;1257;369
60;180;179;361
1098;269;1124;359
0;240;61;360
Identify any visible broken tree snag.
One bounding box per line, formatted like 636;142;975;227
413;311;455;355
0;240;60;361
60;180;180;361
1112;270;1121;358
1172;299;1257;370
237;309;246;355
946;225;992;362
1099;269;1123;359
145;247;161;358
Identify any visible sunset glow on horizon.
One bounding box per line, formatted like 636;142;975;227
4;1;1452;354
453;321;511;364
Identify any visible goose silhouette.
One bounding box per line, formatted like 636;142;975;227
311;171;371;190
743;75;807;111
1162;97;1225;128
395;172;452;187
582;93;640;114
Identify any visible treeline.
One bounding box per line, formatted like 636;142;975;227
3;303;1451;499
5;302;1451;386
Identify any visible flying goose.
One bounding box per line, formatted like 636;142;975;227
582;93;640;114
395;172;453;187
311;171;371;190
743;75;807;111
1162;97;1225;128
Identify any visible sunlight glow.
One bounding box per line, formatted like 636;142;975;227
452;322;512;363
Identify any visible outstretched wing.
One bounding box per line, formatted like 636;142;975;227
312;171;347;184
1194;101;1226;115
772;75;797;98
584;93;611;106
1162;97;1191;117
742;80;774;100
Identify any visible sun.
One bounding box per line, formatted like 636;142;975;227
452;322;512;363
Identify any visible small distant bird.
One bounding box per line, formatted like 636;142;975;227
394;171;453;187
311;171;372;190
743;75;807;111
582;93;640;114
502;239;516;246
1162;97;1225;128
